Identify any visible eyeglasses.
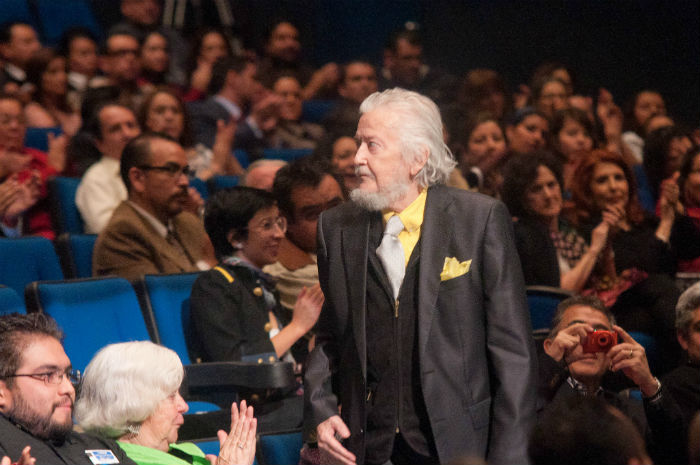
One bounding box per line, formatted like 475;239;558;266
6;367;81;385
138;162;192;178
246;216;287;234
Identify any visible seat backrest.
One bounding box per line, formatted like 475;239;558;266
25;277;150;372
234;149;250;169
0;285;26;315
207;175;240;194
189;177;209;200
0;237;63;296
301;99;336;123
262;148;313;163
48;177;84;234
54;233;98;279
257;430;303;465
136;272;202;365
24;126;62;152
526;285;574;331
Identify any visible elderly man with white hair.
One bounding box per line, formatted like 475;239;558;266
75;341;256;465
303;88;536;465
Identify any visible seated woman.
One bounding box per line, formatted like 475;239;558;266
184;28;231;102
190;187;323;363
568;148;681;370
454;112;508;197
139;88;244;179
622;89;667;163
643;125;693;202
531;76;569;120
24;48;81;137
505;106;549;156
75;341;256;465
457;68;511;122
137;31;175;93
549;107;594;190
670;146;700;272
502;151;610;292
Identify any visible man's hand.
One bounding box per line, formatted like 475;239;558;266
607;325;657;396
544;322;593;362
1;446;36;465
250;93;282;132
317;415;356;465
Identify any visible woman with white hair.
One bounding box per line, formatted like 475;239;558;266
74;341;256;465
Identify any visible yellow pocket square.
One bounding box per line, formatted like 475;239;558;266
440;257;472;281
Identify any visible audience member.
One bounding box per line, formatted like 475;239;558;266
530;396;651;465
503;152;611;292
531;76;569;120
188;55;279;161
75;103;140;234
267;157;343;317
190;186;323;363
538;295;684;465
457;68;511;122
328;135;358;191
378;26;457;106
111;0;188;85
529;61;575;97
241;159;286;191
622;89;667;163
643;124;693;201
0;313;137;464
257;20;339;100
454;112;508;196
672;146;700;271
93;132;214;279
75;341;257;465
139;88;243;179
662;282;700;430
268;75;324;149
549;107;595;189
568;149;681;370
95;31;143;108
184;27;232;101
24;49;81;136
322;60;378;137
0;94;61;239
58;28;99;104
0;22;41;99
136;31;172;93
505;106;549;155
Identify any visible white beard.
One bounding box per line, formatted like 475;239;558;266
350;181;409;211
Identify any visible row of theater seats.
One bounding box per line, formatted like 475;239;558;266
47;147;314;235
0;235;303;464
0;269;303;465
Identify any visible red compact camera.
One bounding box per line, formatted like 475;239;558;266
582;330;618;353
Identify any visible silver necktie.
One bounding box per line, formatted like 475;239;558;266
376;215;405;300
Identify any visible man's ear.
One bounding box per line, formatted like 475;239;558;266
677;331;689;352
409;147;429;178
128;166;146;194
543;337;554;353
0;380;10;411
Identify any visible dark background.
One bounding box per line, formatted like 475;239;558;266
91;0;700;125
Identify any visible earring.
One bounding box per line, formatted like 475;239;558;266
126;423;141;435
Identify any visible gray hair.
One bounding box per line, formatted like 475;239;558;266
359;88;456;188
74;341;184;438
547;295;616;340
676;281;700;334
241;159;288;187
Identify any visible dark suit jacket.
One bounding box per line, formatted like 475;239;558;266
93;201;207;280
304;185;537;465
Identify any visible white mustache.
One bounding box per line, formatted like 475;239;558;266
355;166;374;178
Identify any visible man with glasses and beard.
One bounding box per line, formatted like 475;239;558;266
0;313;136;464
93;132;215;279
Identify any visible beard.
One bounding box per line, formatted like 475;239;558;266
6;391;73;442
350;167;410;211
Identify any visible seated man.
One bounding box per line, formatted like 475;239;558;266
241;159;286;191
93;132;214;279
530;396;651;465
539;295;684;465
663;282;700;434
266;157;343;317
0;313;136;464
0;22;41;98
75;102;141;233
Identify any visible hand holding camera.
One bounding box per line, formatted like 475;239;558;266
606;325;658;396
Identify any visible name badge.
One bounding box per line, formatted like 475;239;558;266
85;449;120;464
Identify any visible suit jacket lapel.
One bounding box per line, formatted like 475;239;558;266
340;208;377;381
418;185;453;358
127;205;195;271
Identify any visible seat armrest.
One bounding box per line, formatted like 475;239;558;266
184;361;295;392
